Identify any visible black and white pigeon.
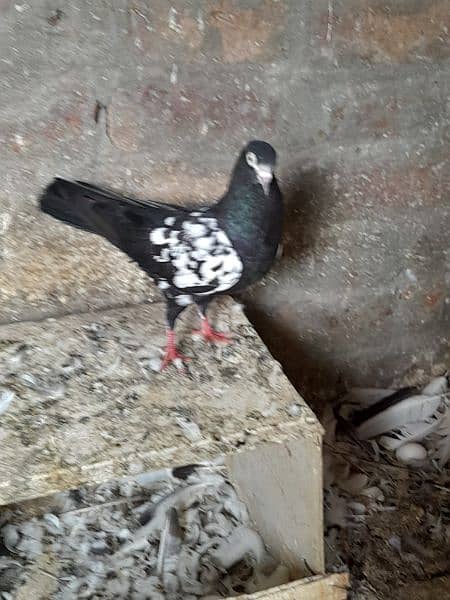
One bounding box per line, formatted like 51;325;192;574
39;140;283;369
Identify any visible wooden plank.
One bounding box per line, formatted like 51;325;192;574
230;573;349;599
15;568;347;600
0;298;323;505
227;437;324;577
15;553;58;600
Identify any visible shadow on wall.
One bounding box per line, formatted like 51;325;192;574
239;168;345;409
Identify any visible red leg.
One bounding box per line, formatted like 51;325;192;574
160;329;189;371
193;317;232;344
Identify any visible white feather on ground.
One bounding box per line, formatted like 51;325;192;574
346;377;450;466
356;394;443;440
0;389;15;416
322;375;450;593
430;402;450;466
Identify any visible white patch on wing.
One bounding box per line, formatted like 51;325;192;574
154;247;170;262
191;249;208;261
199;255;223;282
175;294;193;306
199;217;218;230
173;271;202;288
158;279;170;290
149;227;168;245
216;230;229;245
183;222;207;238
193;236;215;251
150;215;243;295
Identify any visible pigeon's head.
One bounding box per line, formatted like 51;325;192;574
242;140;277;195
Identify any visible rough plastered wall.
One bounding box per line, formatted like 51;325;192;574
0;1;449;400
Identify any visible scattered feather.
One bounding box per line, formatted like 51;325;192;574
43;513;62;535
157;508;182;577
209;526;271;571
340;388;396;407
3;464;283;598
356;394;442;440
429;402;450;466
352;387;420;427
359;486;384;502
0;389;15;415
1;524;19;552
422;376;448;396
378;416;442;450
121;483;213;554
176;417;202;442
339;473;369;495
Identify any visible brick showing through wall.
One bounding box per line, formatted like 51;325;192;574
0;0;449;398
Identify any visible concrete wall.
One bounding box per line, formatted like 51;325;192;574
1;1;449;400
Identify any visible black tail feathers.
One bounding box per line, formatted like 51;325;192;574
39;178;97;234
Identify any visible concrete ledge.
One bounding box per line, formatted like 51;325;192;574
0;298;322;505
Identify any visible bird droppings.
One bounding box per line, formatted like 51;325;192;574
0;389;15;415
287;402;302;417
170;64;178;85
0;464;289;599
168;7;181;34
0;297;319;506
47;8;63;26
176;417;202;443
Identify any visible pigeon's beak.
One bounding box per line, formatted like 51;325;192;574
255;164;273;195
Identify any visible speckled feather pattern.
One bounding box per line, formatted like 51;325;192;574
149;212;243;307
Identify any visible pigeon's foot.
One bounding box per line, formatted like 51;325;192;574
193;318;232;344
160;330;189;371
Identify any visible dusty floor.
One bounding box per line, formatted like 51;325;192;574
323;409;450;600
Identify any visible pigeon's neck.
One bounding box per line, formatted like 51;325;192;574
215;176;281;246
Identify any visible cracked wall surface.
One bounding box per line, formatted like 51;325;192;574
0;1;449;399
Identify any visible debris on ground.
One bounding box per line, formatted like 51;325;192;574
323;375;450;599
341;376;450;467
0;462;289;599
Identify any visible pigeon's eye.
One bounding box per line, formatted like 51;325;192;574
245;152;258;167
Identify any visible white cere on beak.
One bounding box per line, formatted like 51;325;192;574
245;152;273;195
245;151;258;168
255;164;273;195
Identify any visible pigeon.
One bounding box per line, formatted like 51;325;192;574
39;140;283;369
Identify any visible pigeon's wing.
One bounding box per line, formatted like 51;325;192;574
40;179;243;300
139;211;244;301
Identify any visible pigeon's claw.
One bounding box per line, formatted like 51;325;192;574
160;330;189;371
193;318;233;344
160;348;189;371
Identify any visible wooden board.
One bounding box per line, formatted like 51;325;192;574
227;437;324;577
15;564;348;600
231;573;349;599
